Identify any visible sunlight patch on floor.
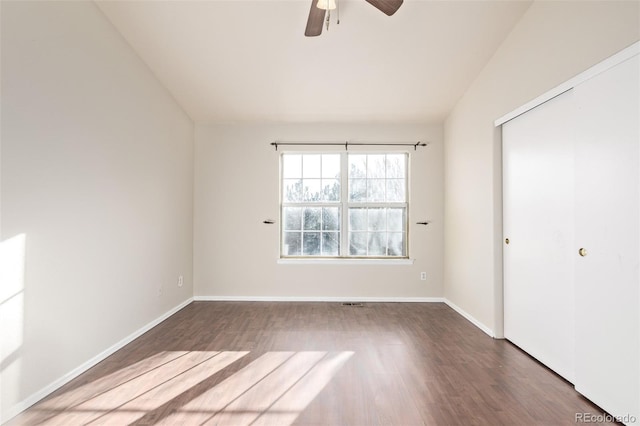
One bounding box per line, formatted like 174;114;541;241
159;351;354;426
38;351;189;410
26;350;352;426
35;351;248;425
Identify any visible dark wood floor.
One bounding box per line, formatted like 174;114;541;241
9;302;614;425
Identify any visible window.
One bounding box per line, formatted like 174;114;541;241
281;152;408;258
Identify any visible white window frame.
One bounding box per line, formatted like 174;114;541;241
279;151;410;259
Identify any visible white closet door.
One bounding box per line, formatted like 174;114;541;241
502;90;576;382
573;55;639;422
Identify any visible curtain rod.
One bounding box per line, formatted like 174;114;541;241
270;141;428;151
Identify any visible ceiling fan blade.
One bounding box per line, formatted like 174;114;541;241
305;0;326;37
364;0;404;16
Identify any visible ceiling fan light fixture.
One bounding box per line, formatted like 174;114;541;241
305;0;402;37
316;0;337;10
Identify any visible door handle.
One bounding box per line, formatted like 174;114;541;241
578;247;587;257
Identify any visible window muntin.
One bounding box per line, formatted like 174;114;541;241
348;154;406;203
282;206;340;256
281;152;408;258
282;154;341;203
348;207;406;256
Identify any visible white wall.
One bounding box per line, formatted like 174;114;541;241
444;0;640;336
0;1;194;420
194;123;443;299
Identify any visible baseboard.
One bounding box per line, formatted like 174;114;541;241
443;298;495;338
194;295;445;303
1;297;194;424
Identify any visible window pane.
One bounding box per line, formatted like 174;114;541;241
388;232;405;256
283;155;302;178
368;208;386;231
303;208;321;230
321;179;340;201
322;154;340;178
322;208;340;230
387;208;404;232
349;232;367;255
367;232;387;256
303;232;321;255
322;232;340;256
386;154;405;178
283;232;301;256
283;179;302;202
302;179;322;202
367;155;385;178
386;179;405;202
348;154;366;178
349;179;366;202
303;155;321;178
349;208;367;231
283;207;302;230
367;179;385;202
282;152;409;259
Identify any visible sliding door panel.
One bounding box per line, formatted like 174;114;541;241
573;55;639;422
502;90;576;382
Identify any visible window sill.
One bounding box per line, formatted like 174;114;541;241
277;258;414;265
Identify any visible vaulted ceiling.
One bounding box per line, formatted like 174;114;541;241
96;0;532;123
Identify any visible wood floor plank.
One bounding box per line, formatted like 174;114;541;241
8;302;615;425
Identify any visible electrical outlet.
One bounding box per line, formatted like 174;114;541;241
420;272;427;281
178;275;184;287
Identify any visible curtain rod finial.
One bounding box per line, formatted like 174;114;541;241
414;141;428;150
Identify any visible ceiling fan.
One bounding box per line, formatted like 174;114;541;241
305;0;403;37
